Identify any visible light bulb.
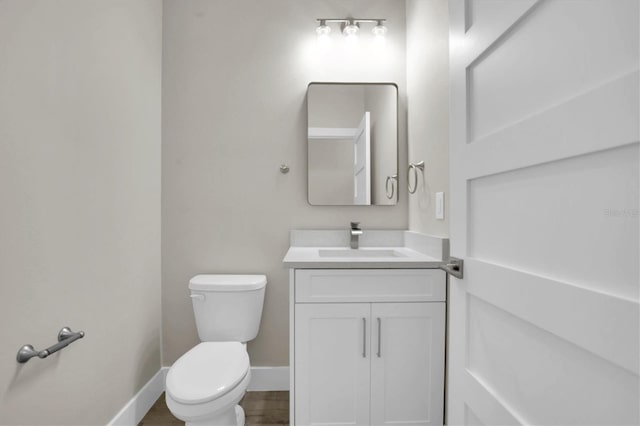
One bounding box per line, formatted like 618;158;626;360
316;22;331;37
372;22;387;37
342;22;359;38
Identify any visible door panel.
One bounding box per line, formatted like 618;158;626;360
468;144;639;301
449;0;640;425
295;303;371;426
467;295;639;425
371;303;445;426
466;259;639;375
465;0;537;35
463;71;639;180
468;0;638;142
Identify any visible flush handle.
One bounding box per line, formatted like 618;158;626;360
190;294;205;301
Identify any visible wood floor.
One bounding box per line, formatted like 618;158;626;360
139;391;289;426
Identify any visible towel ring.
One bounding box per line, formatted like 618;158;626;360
408;161;425;194
385;175;398;199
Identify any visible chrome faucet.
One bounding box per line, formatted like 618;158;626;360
350;222;363;249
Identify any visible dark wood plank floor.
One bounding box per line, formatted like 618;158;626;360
139;391;289;426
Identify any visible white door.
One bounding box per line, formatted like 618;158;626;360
371;303;446;426
353;111;371;205
448;1;639;425
294;303;371;426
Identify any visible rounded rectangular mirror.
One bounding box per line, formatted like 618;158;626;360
307;83;398;206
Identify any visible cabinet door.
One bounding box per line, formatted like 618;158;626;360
371;303;446;426
295;303;371;426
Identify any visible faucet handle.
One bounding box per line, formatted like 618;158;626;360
350;221;361;230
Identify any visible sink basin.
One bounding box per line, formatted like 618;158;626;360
283;230;447;268
318;248;406;258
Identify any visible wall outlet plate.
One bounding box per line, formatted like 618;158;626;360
436;192;445;220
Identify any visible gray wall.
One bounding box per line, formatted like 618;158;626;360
162;0;408;366
0;1;162;424
406;0;450;237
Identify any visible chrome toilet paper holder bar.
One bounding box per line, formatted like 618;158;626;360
16;327;85;363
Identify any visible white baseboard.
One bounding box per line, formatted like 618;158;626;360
247;366;290;391
108;365;288;425
107;367;168;426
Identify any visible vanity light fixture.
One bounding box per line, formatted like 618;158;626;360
315;18;387;40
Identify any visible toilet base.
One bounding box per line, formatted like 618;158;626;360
167;367;251;426
185;404;244;426
236;405;245;425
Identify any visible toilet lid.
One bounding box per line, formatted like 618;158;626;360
166;342;249;405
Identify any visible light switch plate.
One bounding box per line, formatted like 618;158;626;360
436;192;444;220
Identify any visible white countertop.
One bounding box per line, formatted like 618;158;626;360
282;230;448;269
283;246;443;269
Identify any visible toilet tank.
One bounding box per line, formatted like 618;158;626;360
189;274;267;342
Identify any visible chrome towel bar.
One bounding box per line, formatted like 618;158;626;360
16;327;85;363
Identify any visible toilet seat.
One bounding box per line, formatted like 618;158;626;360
166;368;251;424
166;342;249;405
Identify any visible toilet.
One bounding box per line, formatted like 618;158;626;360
165;274;267;426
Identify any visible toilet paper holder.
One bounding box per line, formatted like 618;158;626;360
16;327;85;363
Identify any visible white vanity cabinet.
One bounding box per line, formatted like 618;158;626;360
290;269;446;426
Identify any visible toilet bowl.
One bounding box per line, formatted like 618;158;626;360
165;275;267;426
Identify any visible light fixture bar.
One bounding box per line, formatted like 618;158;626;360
315;18;388;39
316;18;386;24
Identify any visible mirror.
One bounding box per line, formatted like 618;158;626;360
307;83;398;206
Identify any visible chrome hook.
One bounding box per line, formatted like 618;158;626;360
385;174;398;199
407;161;424;194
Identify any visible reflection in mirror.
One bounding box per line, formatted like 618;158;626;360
307;83;398;206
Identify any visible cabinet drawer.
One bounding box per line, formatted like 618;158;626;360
295;269;446;303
